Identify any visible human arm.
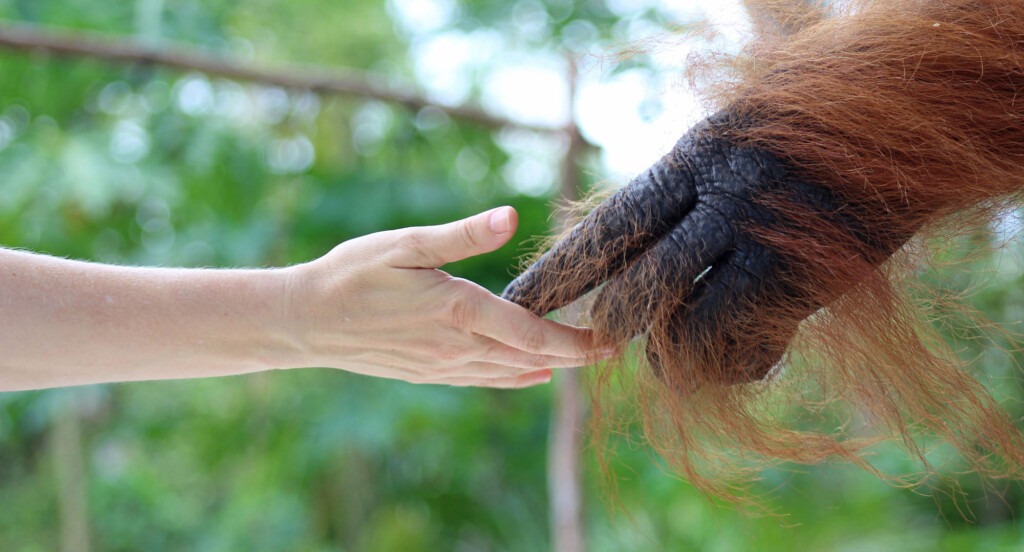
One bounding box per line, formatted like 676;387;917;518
0;207;602;392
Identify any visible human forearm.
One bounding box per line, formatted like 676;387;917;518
0;248;294;391
1;208;604;392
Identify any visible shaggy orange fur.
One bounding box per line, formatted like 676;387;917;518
521;0;1024;504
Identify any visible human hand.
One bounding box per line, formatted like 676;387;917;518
281;206;605;388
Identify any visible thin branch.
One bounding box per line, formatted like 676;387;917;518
0;22;560;133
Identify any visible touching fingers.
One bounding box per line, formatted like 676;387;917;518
465;292;606;358
502;154;698;316
477;341;593;369
591;203;737;342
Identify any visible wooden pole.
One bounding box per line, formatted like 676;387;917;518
548;54;587;552
52;394;91;552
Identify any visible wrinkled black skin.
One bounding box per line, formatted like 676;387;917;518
502;111;853;383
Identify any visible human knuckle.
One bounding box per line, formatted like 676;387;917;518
435;343;470;362
375;229;400;246
455;220;481;250
494;361;520;379
509;350;544;371
519;327;548;353
444;297;477;329
396;231;431;262
527;354;550;369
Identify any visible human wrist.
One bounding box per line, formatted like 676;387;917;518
260;263;315;370
179;266;308;375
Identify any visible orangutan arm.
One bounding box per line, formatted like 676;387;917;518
501;0;1024;502
504;0;1024;386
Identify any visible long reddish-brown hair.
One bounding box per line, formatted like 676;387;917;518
547;0;1024;505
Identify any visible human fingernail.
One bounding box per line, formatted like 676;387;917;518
529;370;553;384
489;207;512;234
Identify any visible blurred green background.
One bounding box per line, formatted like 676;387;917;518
1;0;1023;550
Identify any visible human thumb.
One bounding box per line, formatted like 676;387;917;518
390;206;518;268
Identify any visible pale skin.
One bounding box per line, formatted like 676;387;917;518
0;206;605;392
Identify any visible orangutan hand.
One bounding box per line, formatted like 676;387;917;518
500;0;1024;495
282;206;606;388
502;113;899;385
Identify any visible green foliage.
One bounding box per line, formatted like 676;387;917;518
1;1;1023;550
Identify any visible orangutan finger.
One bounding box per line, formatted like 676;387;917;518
501;111;789;318
646;240;792;386
590;202;739;343
502;154;698;316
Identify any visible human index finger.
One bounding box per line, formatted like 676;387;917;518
470;293;605;359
